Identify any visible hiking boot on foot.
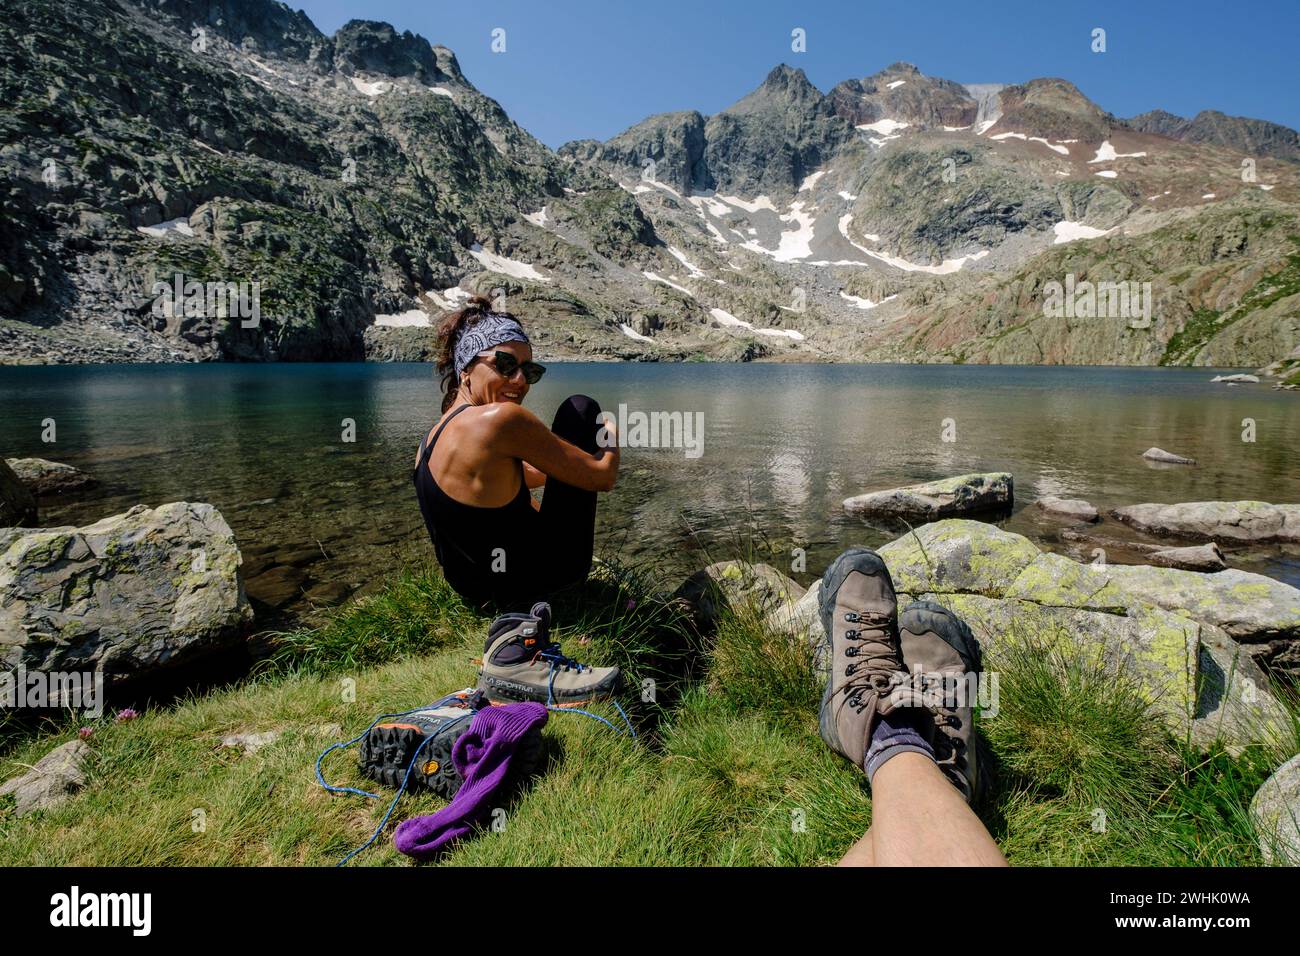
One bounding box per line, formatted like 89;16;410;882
898;600;984;804
477;602;620;706
817;548;917;769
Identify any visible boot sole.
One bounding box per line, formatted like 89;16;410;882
360;722;465;799
361;717;547;799
817;548;896;762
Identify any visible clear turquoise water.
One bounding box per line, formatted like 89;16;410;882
2;362;1297;620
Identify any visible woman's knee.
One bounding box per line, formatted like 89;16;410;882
551;394;602;448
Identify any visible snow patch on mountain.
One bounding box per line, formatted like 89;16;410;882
619;324;654;343
1053;221;1111;244
374;309;430;327
990;131;1070;155
1089;141;1147;163
138;217;195;239
469;243;550;282
644;272;693;295
350;76;391;96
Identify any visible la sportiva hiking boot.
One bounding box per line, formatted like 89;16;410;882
817;548;917;769
359;689;544;798
476;602;620;706
898;600;984;804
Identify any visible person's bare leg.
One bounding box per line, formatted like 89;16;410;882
837;825;875;866
863;752;1007;866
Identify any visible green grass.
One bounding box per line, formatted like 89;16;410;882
1;563;1295;867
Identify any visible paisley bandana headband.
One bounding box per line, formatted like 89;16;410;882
453;312;530;375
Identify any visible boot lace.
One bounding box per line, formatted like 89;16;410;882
537;644;590;674
837;610;900;713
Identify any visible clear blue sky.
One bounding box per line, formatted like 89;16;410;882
294;0;1300;148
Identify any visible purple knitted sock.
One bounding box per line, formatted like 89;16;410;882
863;708;934;784
394;701;548;860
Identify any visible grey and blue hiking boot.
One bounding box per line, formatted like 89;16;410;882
817;548;915;769
477;602;620;706
898;600;985;804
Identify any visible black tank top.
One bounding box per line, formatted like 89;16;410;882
413;404;537;604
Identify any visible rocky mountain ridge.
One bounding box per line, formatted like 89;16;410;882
1;0;1297;370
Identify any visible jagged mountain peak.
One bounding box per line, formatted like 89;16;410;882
829;62;975;128
331;19;442;81
873;61;923;78
993;77;1111;141
724;64;825;115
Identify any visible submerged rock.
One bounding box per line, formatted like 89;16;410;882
1112;500;1300;544
1142;447;1196;465
1032;496;1099;522
1148;542;1227;572
843;472;1013;519
0;739;91;816
0;458;37;527
4;458;98;495
0;502;253;681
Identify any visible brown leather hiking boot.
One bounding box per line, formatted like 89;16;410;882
477;602;620;706
817;548;915;769
897;600;985;803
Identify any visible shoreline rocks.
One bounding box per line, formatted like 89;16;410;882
673;559;801;629
843;472;1013;519
1112;500;1300;544
5;458;98;496
0;502;253;682
1148;542;1227;572
761;519;1300;751
1;458;37;527
1032;496;1099;522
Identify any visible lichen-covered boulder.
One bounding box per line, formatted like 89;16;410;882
875;519;1040;596
843;473;1013;520
674;560;801;629
5;458;98;495
0;458;37;528
1099;564;1300;643
0;502;253;680
763;519;1298;751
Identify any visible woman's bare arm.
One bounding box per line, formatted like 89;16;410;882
522;461;547;489
488;403;619;492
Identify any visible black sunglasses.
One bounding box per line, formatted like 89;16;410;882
483;350;546;385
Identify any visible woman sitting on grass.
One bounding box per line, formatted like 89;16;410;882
414;296;619;610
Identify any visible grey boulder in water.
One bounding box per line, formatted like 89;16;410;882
1142;447;1196;465
843;472;1013;519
